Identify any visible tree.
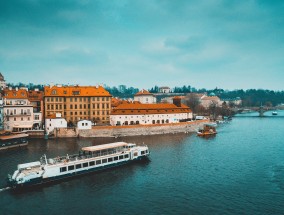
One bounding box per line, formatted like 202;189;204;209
185;93;201;114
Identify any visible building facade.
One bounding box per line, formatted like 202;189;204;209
110;99;192;126
28;89;44;129
3;88;34;131
159;86;171;93
0;97;3;130
134;89;156;104
45;113;67;135
44;85;112;125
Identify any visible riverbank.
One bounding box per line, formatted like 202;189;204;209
53;119;209;138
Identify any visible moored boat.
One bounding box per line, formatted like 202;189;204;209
197;123;217;137
7;142;150;189
272;111;278;115
0;132;29;150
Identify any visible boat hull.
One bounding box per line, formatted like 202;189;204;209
0;142;28;151
8;155;149;190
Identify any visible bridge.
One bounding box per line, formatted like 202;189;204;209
235;106;277;117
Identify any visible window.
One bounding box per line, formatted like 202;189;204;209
89;161;95;166
83;162;88;168
141;151;145;155
76;164;82;169
52;90;57;95
68;165;75;171
119;155;123;160
60;167;67;172
108;157;113;162
96;160;101;165
70;105;73;109
114;157;118;161
124;154;129;159
102;159;107;164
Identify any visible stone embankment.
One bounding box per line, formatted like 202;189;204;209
54;120;209;138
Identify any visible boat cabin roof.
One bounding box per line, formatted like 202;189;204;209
82;142;128;152
0;133;29;140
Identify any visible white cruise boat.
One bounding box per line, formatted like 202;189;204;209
8;142;149;189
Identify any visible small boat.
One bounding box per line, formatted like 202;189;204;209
0;132;29;150
272;111;278;115
197;123;217;137
7;142;150;189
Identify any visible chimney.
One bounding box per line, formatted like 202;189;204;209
173;97;182;107
15;87;18;91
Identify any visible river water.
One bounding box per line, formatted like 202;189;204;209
0;110;284;215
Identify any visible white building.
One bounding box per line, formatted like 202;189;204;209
45;113;67;135
3;88;34;132
159;86;171;93
200;93;222;108
110;98;192;126
134;89;156;104
77;120;92;130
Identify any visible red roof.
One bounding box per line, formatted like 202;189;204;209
111;103;191;115
135;89;153;96
44;85;112;97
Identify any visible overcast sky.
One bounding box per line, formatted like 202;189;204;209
1;0;284;90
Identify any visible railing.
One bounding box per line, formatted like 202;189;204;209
45;149;127;165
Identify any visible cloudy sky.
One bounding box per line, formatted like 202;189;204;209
1;0;284;90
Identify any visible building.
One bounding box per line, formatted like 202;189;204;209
0;96;3;130
45;113;67;135
77;120;92;129
28;89;44;129
44;85;112;125
3;88;34;132
221;97;242;106
200;93;222;108
0;73;6;91
110;98;192;126
134;89;156;104
159;86;171;94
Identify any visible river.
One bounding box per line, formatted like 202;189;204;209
0;110;283;215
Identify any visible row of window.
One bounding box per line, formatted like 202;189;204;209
6;109;31;115
60;154;130;173
46;97;110;102
46;104;110;110
7;117;31;122
116;119;170;125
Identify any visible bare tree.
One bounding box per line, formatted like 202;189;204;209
185;93;201;114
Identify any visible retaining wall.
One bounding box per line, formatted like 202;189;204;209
54;120;209;138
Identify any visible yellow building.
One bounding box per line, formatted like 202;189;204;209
44;85;112;124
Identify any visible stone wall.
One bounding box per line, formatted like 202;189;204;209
80;120;208;138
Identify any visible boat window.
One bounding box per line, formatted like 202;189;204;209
83;162;88;168
68;165;75;171
96;160;101;165
119;155;123;160
141;151;145;155
89;161;95;166
60;167;67;172
102;159;107;164
146;150;148;154
108;157;113;162
76;164;82;169
114;156;118;161
124;154;129;159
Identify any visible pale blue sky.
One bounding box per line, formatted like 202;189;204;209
1;0;284;90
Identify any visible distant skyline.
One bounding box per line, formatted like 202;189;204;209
1;0;284;90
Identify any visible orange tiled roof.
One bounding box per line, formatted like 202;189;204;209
111;97;122;108
3;89;28;99
28;90;44;101
44;85;112;97
111;103;192;115
135;89;153;96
